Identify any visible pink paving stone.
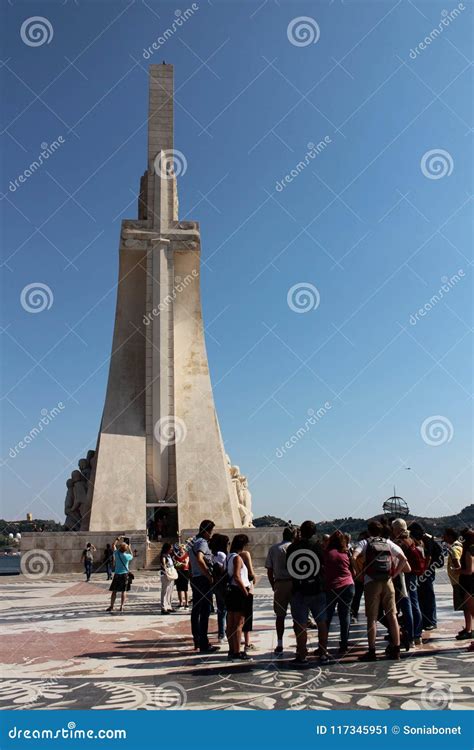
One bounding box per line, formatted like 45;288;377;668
52;582;108;597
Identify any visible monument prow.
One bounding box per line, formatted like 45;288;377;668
64;64;252;538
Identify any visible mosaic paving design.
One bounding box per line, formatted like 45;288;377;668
0;572;472;710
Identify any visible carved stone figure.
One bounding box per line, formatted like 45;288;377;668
64;478;81;530
227;459;253;527
71;469;88;518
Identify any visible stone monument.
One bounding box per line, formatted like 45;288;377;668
68;64;251;535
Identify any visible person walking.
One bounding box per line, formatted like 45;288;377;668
324;530;355;655
456;529;474;649
107;539;133;612
225;534;253;661
103;543;114;580
353;521;409;661
81;542;96;582
265;527;295;655
172;543;190;609
209;533;230;643
188;520;219;654
287;520;328;666
160;543;177;614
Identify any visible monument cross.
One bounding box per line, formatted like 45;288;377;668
64;65;251;536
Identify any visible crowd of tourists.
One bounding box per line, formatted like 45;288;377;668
82;519;474;664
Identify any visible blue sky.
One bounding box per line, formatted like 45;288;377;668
1;0;472;525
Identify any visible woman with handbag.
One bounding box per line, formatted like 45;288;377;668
160;543;178;614
107;539;133;612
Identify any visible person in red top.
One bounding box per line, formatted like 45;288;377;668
324;530;355;654
172;543;190;609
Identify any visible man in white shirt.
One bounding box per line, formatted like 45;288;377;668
353;520;410;661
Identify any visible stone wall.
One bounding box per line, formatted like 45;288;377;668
180;527;286;568
20;531;147;574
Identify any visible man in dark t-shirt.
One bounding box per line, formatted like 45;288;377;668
287;521;328;664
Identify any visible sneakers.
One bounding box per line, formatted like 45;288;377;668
414;637;422;646
291;656;309;667
456;630;472;640
424;625;437;631
199;645;220;654
238;652;253;661
358;650;377;662
319;654;332;664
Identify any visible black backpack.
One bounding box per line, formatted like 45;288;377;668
365;537;392;581
428;537;445;570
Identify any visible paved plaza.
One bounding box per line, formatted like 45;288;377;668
0;570;472;711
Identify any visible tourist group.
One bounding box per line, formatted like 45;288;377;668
81;520;474;665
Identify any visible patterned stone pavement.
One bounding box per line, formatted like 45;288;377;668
0;570;472;711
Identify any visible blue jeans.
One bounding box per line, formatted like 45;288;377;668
418;573;437;628
405;573;422;638
326;584;355;649
190;575;212;650
215;588;227;640
84;560;92;581
106;563;112;580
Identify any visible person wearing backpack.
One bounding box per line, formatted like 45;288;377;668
353;521;410;661
287;520;328;666
209;533;230;642
408;522;443;631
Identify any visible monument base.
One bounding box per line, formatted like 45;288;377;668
20;531;147;574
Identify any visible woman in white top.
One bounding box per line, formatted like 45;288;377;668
225;534;252;660
160;543;177;614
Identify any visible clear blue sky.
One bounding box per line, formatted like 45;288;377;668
1;0;472;526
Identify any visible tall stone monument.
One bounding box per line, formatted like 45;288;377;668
67;64;251;535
